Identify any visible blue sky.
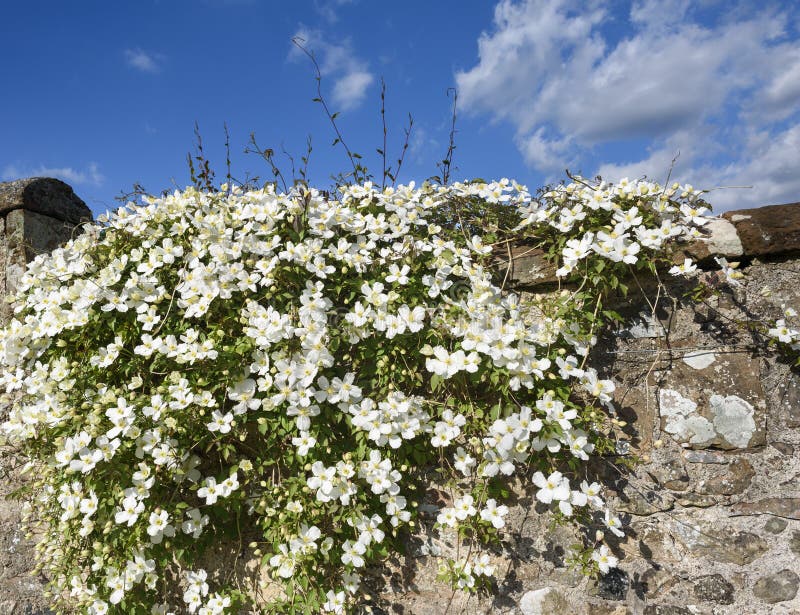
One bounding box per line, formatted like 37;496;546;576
1;0;798;216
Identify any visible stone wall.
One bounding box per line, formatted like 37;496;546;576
0;178;797;615
373;203;800;615
0;178;92;614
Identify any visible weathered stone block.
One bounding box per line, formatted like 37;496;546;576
519;587;571;615
657;354;766;450
492;243;558;289
694;457;754;495
0;177;91;225
730;497;800;519
681;217;744;261
671;521;768;565
692;573;735;604
763;517;788;534
723;202;800;256
753;569;800;604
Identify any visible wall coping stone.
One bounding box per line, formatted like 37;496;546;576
0;177;92;225
493;201;800;290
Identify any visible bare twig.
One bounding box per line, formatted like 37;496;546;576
439;88;458;186
380;78;388;189
224;122;233;191
393;113;413;186
245;133;288;193
292;36;363;184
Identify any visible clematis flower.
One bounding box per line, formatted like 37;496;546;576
532;471;571;504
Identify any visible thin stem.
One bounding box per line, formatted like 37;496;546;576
292;36;361;183
439;88;458;186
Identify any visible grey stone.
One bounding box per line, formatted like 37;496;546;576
676;493;718;508
681;349;717;369
771;441;794;456
695;458;754;495
705;218;744;257
730;497;800;519
783;374;800;428
657;354;766;450
752;569;799;604
643;606;692;615
5;208;84;262
0;177;91;224
692;573;735;604
680;217;743;261
709;394;757;448
519;587;570;615
586;604;629;615
659;388;715;446
595;568;629;600
495;244;557;290
683;450;729;464
763;517;788;534
648;458;689;491
620;311;664;338
723;202;800;256
790;530;800;556
673;523;768;565
617;485;675;516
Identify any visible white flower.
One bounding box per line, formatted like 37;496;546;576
669;258;697;276
291;431;317;456
197;477;220;505
591;545;619;574
269;544;296;579
115;495;144;526
147;510;175;544
426;346;467;378
715;256;744;286
342;571;360;594
323;590;346;613
386;263;411;284
453;447;476;476
453;494;477;520
341;539;366;568
768;319;798;344
532;471;571;504
182;508;210;538
480;498;509;529
206;411;233;434
472;553;496;576
604;510;624;537
437;507;458;527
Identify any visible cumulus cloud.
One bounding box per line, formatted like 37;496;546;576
693;123;800;210
1;162;104;186
314;0;355;23
291;28;374;111
125;48;162;73
456;0;800;209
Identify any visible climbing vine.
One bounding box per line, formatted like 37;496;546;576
0;175;719;613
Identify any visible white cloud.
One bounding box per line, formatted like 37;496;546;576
594;127;711;185
456;0;800;210
518;127;575;174
125;48;162;73
291;28;374;111
331;70;373;111
1;163;104;186
694;123;800;210
314;0;355;23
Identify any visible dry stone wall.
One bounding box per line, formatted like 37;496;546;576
0;178;797;615
0;178;92;614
